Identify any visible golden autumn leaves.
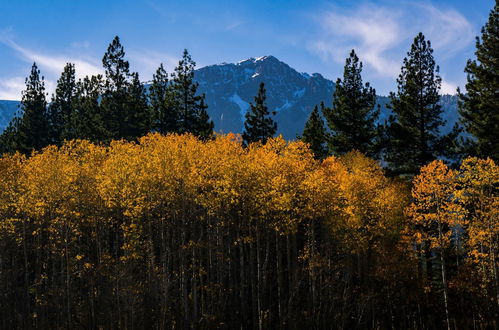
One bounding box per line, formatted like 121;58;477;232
0;133;495;265
408;158;498;268
0;133;497;327
0;133;404;242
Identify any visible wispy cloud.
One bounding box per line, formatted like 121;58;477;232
441;77;459;95
415;3;474;58
0;76;56;100
309;1;474;88
310;3;402;77
0;35;178;99
0;77;25;100
1;38;102;79
128;49;178;81
225;20;245;31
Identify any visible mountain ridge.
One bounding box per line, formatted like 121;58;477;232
0;56;459;139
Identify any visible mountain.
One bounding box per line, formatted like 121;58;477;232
195;56;460;139
0;56;460;140
0;100;20;132
195;56;335;139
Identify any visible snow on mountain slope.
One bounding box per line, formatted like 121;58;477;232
195;56;335;138
194;56;460;139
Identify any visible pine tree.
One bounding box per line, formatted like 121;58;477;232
124;72;151;140
48;63;77;144
301;103;329;159
0;117;20;154
101;36;131;140
242;82;277;145
324;50;379;158
170;49;213;137
386;33;446;176
150;63;178;133
194;98;214;140
70;75;108;142
459;1;499;161
13;62;50;154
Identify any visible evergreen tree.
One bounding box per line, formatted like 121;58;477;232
170;49;213;137
459;1;499;161
12;62;50;154
48;63;77;144
301;103;329;159
124;72;151;140
150;63;178;133
386;33;446;176
70;75;108;142
101;36;131;140
324;50;379;158
194;98;214;140
0;118;20;154
242;82;277;145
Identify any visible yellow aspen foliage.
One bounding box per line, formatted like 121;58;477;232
406;160;461;250
457;158;499;300
0;152;25;239
6;132;496;328
336;151;407;253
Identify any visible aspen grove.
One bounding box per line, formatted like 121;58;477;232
0;133;497;328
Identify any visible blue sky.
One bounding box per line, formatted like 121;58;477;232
0;0;495;100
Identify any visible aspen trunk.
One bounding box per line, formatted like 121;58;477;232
438;219;451;330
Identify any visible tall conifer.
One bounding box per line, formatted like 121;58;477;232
242;82;277;145
194;98;214;140
70;75;108;142
48;63;77;144
101;36;131;140
170;49;213;137
386;33;446;176
325;50;379;158
150;63;178;133
459;1;499;161
301;103;329;159
125;72;151;139
14;62;50;153
0;118;20;154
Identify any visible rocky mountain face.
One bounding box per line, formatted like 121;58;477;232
195;56;335;139
0;100;19;132
0;56;460;139
195;56;460;139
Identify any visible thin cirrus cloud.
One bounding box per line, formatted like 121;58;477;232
127;49;178;82
0;36;102;99
1;38;103;79
0;37;178;99
0;77;25;100
308;2;474;94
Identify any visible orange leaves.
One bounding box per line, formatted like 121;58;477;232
0;133;408;258
406;160;461;250
407;158;499;290
456;158;498;277
336;152;407;252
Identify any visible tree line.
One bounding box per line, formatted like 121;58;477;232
0;133;497;329
0;37;214;154
1;2;498;177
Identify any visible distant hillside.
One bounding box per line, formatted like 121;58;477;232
194;56;460;139
0;100;20;132
0;56;460;139
194;56;335;139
